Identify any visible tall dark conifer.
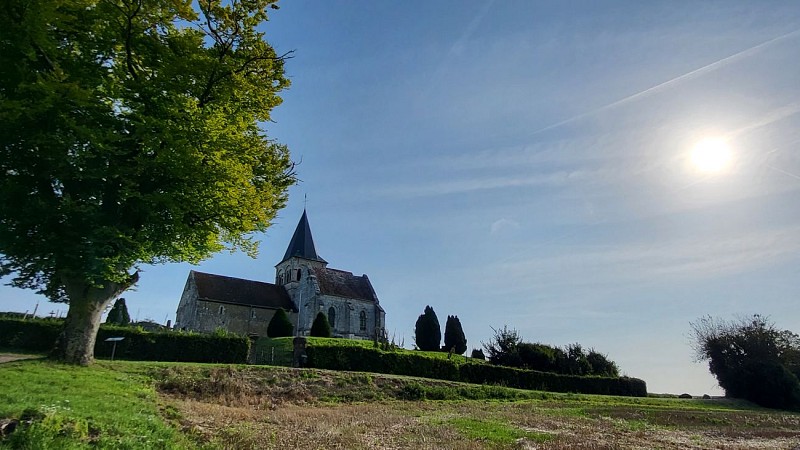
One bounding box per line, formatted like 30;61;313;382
444;315;467;354
414;305;441;351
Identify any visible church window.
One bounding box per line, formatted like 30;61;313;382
296;269;302;281
278;272;284;284
218;305;225;315
359;311;367;331
328;307;336;329
251;309;256;319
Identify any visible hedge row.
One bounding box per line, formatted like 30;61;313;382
0;318;249;364
305;344;647;397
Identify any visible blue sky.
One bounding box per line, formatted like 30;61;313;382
4;1;800;395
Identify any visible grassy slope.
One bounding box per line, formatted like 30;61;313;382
0;358;197;449
2;357;799;449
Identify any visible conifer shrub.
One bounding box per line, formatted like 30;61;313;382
266;308;293;337
443;315;467;355
105;298;131;326
471;348;485;360
310;312;332;337
414;305;441;351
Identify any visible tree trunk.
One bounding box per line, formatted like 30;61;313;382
51;273;138;365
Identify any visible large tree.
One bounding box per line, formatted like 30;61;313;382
690;315;800;409
0;0;295;364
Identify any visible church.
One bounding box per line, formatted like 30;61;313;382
174;211;386;339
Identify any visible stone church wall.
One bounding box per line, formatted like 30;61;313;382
317;295;381;339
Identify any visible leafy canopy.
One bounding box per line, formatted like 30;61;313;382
0;0;295;301
690;314;800;409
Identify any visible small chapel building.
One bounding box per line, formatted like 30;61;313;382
174;211;386;339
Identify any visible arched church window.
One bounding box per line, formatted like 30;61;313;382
218;305;225;315
278;272;283;284
359;311;367;331
328;307;336;329
296;269;302;281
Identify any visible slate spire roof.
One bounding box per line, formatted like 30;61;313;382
281;209;326;263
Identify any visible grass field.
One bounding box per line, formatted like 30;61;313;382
1;354;799;449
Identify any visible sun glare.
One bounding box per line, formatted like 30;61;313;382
690;137;732;174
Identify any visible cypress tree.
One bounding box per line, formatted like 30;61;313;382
310;312;332;337
266;308;293;337
414;305;441;351
105;298;131;326
444;315;467;354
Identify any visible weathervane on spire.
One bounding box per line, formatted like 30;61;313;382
304;193;308;210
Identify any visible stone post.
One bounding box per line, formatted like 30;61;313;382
292;336;307;368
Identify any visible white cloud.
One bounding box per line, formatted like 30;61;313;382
490;218;520;236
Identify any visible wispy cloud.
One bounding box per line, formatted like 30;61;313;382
490;218;520;236
492;225;800;291
375;169;597;199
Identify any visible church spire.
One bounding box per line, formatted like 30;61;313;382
280;210;326;264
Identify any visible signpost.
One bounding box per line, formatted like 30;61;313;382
104;337;125;361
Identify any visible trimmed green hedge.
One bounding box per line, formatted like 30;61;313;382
0;318;249;364
305;342;647;397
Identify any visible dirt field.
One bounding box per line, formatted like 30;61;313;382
151;366;800;450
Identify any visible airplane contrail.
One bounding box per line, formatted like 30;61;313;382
528;28;800;137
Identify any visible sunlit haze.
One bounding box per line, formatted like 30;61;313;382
691;138;733;174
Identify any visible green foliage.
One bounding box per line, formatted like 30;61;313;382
691;315;800;410
471;348;485;360
0;0;295;363
310;312;332;338
0;318;249;363
483;326;523;367
266;308;293;338
106;298;131;326
443;315;467;355
587;349;620;377
304;340;647;397
414;305;441;351
483;327;621;377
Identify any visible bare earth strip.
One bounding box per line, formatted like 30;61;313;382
0;353;41;364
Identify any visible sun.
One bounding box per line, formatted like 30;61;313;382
690;137;733;174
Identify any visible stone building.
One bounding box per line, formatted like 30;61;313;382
175;211;386;339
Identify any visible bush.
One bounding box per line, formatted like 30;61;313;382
518;343;558;372
414;306;441;351
267;308;293;337
304;340;647;397
691;314;800;410
310;312;332;337
0;318;249;363
471;348;485;360
483;326;523;367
